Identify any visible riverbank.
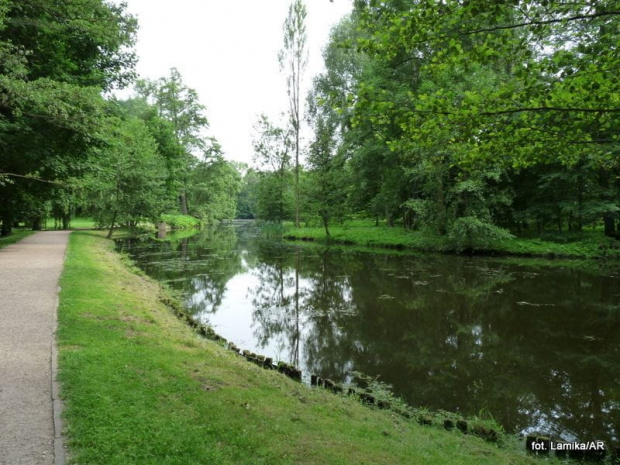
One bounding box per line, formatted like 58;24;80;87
284;221;620;259
57;231;538;464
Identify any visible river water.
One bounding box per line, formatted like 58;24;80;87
116;222;620;444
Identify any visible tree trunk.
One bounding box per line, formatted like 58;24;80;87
62;213;70;230
31;216;42;231
576;172;584;232
295;136;300;228
385;207;393;227
599;168;616;237
179;192;188;216
603;214;616;238
1;210;12;237
106;211;118;239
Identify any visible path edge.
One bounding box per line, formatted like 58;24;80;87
52;232;69;465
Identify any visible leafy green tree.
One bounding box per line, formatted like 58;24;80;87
305;118;349;236
187;150;242;223
306;79;350;235
279;0;308;227
135;68;209;215
252;115;294;222
352;0;620;236
86;115;166;238
0;0;137;235
236;167;260;219
112;96;184;211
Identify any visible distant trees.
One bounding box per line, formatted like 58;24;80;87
188;145;242;224
0;0;242;237
252;115;294;223
236;167;259;220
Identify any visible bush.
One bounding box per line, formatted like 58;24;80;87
160;214;201;230
448;216;514;252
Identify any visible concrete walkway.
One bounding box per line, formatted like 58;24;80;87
0;231;70;465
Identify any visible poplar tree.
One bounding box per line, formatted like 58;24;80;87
279;0;308;228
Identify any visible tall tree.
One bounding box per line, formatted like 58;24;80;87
0;0;137;235
279;0;308;228
305;110;348;236
135;68;209;215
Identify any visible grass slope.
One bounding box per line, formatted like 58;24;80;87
285;221;620;259
0;230;34;249
58;232;538;464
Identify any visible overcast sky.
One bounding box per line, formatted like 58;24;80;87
117;0;353;165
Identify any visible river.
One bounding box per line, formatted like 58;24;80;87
116;221;620;445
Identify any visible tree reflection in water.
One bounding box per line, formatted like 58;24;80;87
118;224;620;444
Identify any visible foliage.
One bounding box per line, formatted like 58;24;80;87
286;219;620;259
448;216;514;252
134;68;212;215
252;114;294;222
85;115;167;237
236;167;259;219
188;157;242;224
160;214;200;230
296;2;620;243
255;171;295;223
305;100;350;235
0;0;137;235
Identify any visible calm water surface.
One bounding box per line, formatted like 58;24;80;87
116;222;620;444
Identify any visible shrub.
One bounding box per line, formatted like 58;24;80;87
160;214;201;230
448;216;514;252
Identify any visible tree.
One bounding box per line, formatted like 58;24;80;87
0;0;137;235
187;144;242;224
252;114;293;222
352;0;620;235
305;113;348;236
236;167;259;219
135;68;209;215
279;0;308;228
85;115;166;238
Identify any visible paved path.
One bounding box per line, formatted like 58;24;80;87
0;231;70;465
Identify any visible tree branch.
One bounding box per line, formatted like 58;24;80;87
0;171;63;185
453;10;620;37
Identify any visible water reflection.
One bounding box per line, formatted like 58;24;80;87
116;223;620;445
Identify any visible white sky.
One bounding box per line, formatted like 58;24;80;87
117;0;353;165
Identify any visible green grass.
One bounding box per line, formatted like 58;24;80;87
285;220;620;259
68;217;98;229
0;230;35;249
57;231;538;464
44;217;98;230
160;213;201;230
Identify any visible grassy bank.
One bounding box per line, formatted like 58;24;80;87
57;231;537;464
0;230;34;249
285;221;620;259
43;216;98;230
